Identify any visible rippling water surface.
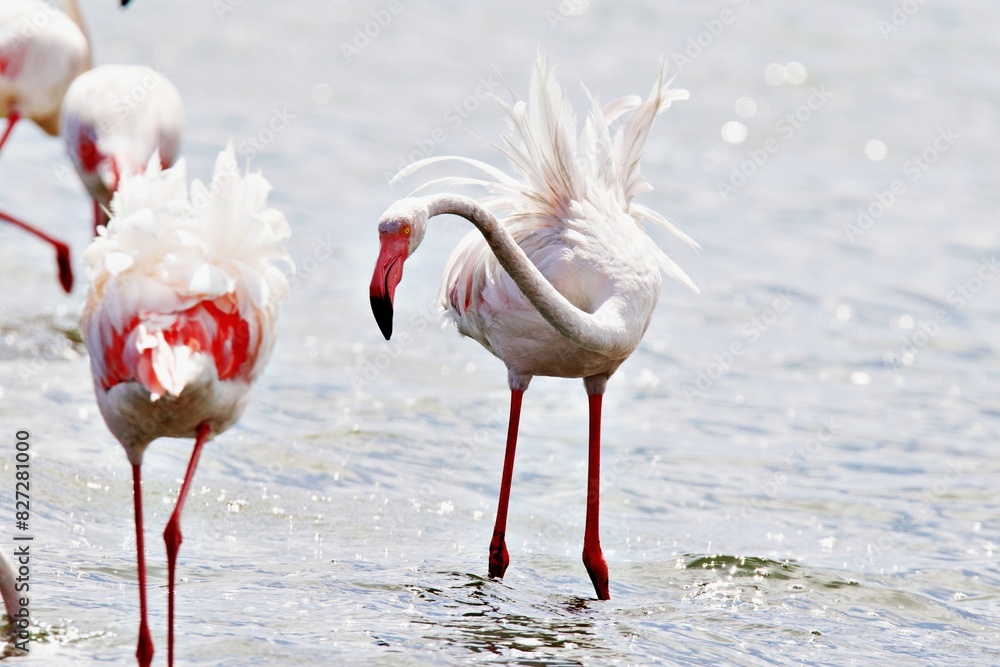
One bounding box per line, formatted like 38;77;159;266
1;0;998;664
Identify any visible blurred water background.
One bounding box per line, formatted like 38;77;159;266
0;0;998;664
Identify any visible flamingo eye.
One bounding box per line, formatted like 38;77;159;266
403;226;411;236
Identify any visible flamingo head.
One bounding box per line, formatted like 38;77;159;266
74;128;126;203
369;205;427;340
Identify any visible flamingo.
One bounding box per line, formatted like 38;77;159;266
0;0;89;291
61;64;183;233
369;56;698;600
81;145;292;666
0;546;18;626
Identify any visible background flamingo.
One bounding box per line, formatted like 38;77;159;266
81;145;292;666
0;546;18;627
369;56;697;600
0;0;89;291
61;63;183;233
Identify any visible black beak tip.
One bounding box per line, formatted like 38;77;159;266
370;295;394;340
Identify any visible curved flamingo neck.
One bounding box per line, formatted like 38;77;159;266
417;194;628;355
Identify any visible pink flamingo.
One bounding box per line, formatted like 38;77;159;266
81;146;292;666
0;0;89;291
369;56;698;600
61;63;183;234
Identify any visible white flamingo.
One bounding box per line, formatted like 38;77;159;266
81;146;292;666
61;64;183;234
369;56;697;600
0;0;88;291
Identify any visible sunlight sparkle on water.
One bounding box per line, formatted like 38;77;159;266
865;139;888;161
764;61;808;85
735;96;757;118
721;121;748;144
850;372;871;385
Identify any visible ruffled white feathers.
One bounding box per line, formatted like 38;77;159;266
86;145;292;317
395;55;698;294
82;145;293;400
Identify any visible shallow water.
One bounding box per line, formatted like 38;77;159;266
0;0;998;664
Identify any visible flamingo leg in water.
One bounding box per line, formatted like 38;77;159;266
0;112;19;154
582;393;610;600
489;388;524;579
163;422;211;667
0;114;73;292
0;209;73;292
131;464;154;667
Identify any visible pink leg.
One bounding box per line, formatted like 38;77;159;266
582;394;610;600
0;112;19;154
489;389;523;579
163;423;211;667
132;464;154;667
0;209;74;292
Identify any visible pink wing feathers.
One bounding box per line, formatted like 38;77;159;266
82;146;292;403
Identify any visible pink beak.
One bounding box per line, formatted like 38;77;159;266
369;233;409;340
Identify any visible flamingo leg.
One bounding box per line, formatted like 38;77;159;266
582;393;610;600
163;422;211;667
0;209;74;292
489;388;523;579
132;464;154;667
0;112;19;154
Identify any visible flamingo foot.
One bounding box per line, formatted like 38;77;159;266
136;620;154;667
488;531;509;578
582;542;610;600
55;242;73;293
0;208;74;292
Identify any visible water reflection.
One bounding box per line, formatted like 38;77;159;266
402;572;608;664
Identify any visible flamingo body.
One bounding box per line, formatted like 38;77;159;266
0;0;88;135
61;64;183;229
82;145;292;665
371;56;697;598
91;300;258;461
82;145;289;460
442;194;663;382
